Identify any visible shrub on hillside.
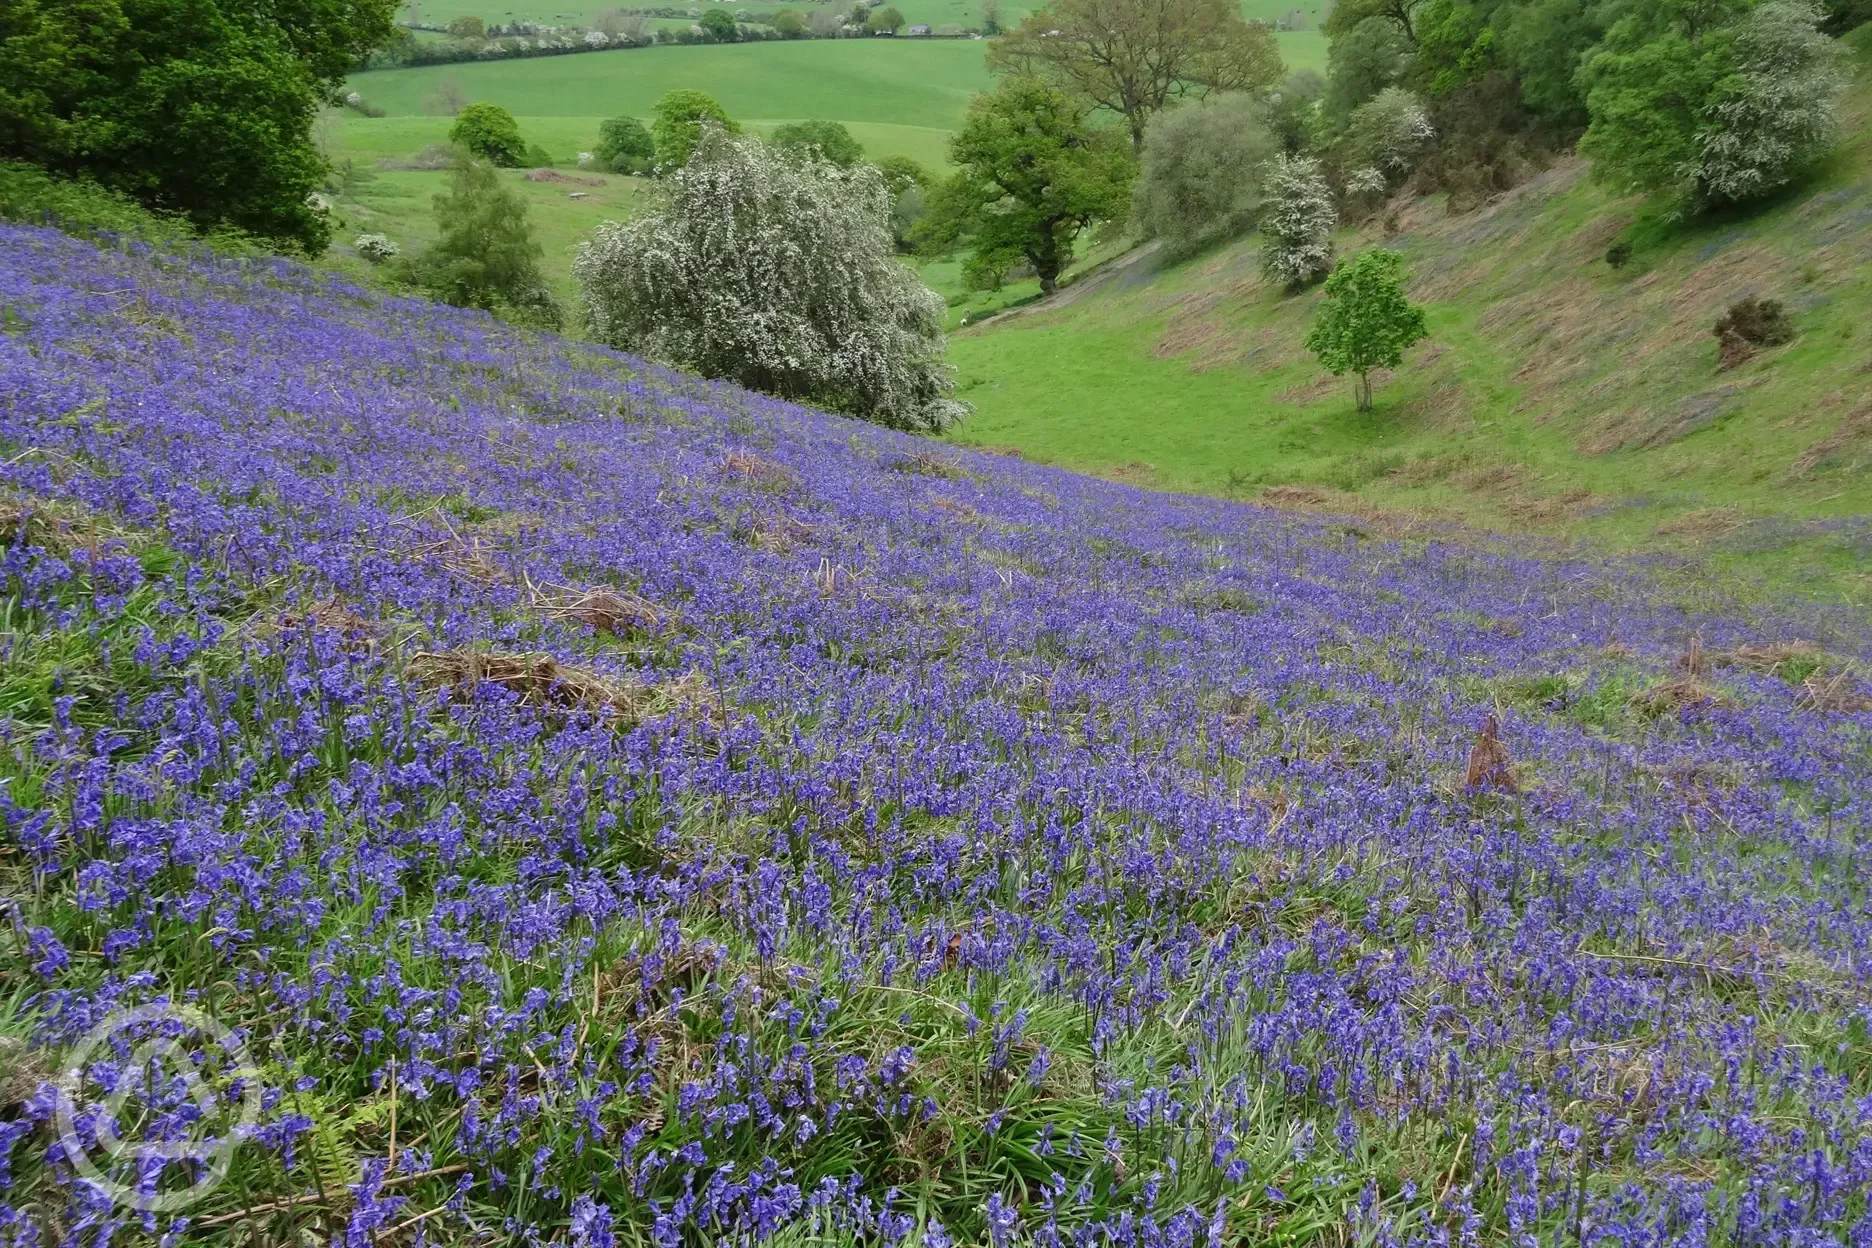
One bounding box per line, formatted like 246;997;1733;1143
699;7;739;39
353;232;399;263
575;129;963;431
1322;17;1412;123
450;104;528;167
1134;93;1277;258
651;90;741;171
867;4;905;31
774;8;806;35
403;154;560;328
1259;152;1336;290
1342;88;1434;188
595;117;656;174
771;120;865;167
1268;68;1326;155
1714;295;1794;369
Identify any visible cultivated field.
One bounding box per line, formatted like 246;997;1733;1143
5;219;1872;1245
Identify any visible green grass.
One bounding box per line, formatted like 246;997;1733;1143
401;0;1330;38
942;30;1872;602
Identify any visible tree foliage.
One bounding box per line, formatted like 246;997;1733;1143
450;102;528;167
916;77;1134;294
403;153;559;327
0;0;395;252
1342;86;1435;185
651;89;740;170
1322;16;1414;121
772;8;804;35
595;115;655;174
986;0;1285;152
866;4;904;30
1303;247;1428;410
1578;0;1839;209
1259;152;1335;290
1693;0;1842;208
771;119;865;167
575;128;964;432
1134;92;1276;257
698;7;737;40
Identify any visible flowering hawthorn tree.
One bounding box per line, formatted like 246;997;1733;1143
574;128;965;432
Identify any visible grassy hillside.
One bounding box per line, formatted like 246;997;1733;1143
7;215;1872;1247
945;28;1872;602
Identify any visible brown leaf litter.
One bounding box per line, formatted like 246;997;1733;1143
526;576;675;637
1464;714;1518;792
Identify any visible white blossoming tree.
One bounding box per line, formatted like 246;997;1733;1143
1260;153;1337;290
1694;0;1842;209
575;128;965;432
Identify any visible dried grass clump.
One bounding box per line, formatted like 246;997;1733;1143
719;450;801;492
527;577;673;637
0;493;123;556
886;450;972;481
930;495;989;525
1464;714;1518;792
1798;672;1872;714
1631;676;1728;717
411;649;721;728
260;599;380;647
746;511;825;554
1655;507;1747;539
1261;485;1326;506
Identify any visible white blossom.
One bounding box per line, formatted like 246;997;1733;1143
1259;153;1336;289
574;128;965;432
1693;0;1842;207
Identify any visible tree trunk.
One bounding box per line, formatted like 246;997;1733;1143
1039;273;1057;295
1356;372;1372;411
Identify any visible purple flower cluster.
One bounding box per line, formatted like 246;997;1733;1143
2;223;1871;1246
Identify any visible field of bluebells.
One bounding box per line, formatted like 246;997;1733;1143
2;222;1872;1248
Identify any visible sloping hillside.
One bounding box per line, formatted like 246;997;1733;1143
948;26;1872;601
3;222;1872;1244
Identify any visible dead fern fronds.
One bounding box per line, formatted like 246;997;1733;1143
410;649;721;729
1631;677;1728;718
1798;671;1872;714
527;577;673;637
719;450;800;492
1464;714;1517;792
886;451;971;481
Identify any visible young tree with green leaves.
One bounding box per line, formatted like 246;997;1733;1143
450;103;527;167
916;78;1134;294
698;7;738;40
987;0;1285;153
866;4;904;31
651;89;740;170
0;0;396;252
1304;247;1428;411
771;120;865;167
404;153;559;327
595;116;655;174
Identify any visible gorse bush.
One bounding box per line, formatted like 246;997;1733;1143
1134;93;1277;258
575;128;964;431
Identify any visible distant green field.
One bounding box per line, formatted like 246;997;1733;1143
348;34;1326;137
401;0;1328;37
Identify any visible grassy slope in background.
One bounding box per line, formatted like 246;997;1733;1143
940;27;1872;602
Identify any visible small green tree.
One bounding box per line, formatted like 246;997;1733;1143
595;116;655;174
866;4;904;31
1303;247;1427;411
699;7;738;39
450;103;527;167
1134;92;1276;258
652;89;741;170
446;14;486;37
773;8;806;35
875;155;932;249
404;153;560;327
771;119;864;167
917;78;1134;295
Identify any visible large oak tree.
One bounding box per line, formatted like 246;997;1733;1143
986;0;1284;153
